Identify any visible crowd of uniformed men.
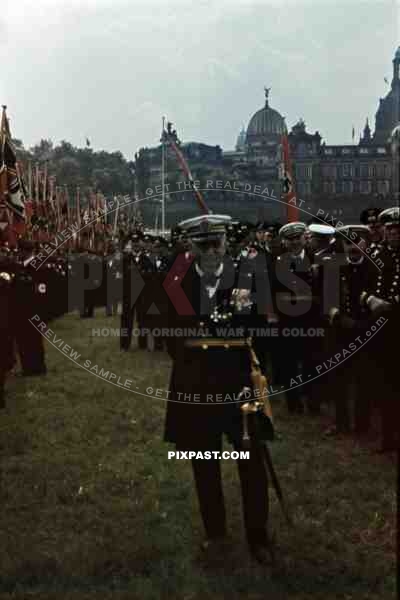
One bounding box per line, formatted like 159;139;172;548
0;206;398;455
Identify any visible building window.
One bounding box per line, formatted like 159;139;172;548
322;165;336;178
353;180;359;193
324;148;333;155
323;181;335;194
360;181;372;194
341;164;353;177
377;147;386;154
336;180;342;193
342;148;351;154
368;165;375;177
382;163;390;177
359;148;369;154
343;180;353;193
377;180;389;195
360;164;369;178
305;164;312;178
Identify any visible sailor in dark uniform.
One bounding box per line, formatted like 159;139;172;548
144;236;170;351
303;223;337;415
104;241;122;317
0;248;15;407
120;233;152;351
272;222;316;414
327;225;371;435
360;207;384;255
360;207;400;452
77;241;99;319
164;214;271;564
12;240;47;376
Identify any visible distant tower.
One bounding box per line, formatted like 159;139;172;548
393;46;400;84
360;118;372;145
373;47;400;143
235;126;246;151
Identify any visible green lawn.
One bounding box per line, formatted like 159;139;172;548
0;313;396;600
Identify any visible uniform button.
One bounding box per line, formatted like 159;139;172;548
202;344;208;350
224;344;229;349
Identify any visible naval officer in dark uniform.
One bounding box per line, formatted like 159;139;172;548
360;207;400;452
328;225;371;435
163;214;271;564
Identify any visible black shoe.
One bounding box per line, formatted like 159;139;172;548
249;540;275;566
198;535;230;567
22;367;47;377
377;445;398;454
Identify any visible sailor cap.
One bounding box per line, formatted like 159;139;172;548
378;207;400;226
279;222;307;239
337;224;370;238
308;223;336;237
178;214;232;242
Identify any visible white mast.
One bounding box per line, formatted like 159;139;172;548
161;115;166;234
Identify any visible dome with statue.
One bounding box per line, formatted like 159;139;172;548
246;88;286;145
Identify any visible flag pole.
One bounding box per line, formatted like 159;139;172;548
281;130;298;222
161;115;166;234
113;195;120;239
76;186;81;248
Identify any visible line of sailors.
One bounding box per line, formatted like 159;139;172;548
119;206;399;453
0;206;398;452
0;240;69;407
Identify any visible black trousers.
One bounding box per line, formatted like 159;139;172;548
15;317;46;375
120;303;147;350
190;437;269;547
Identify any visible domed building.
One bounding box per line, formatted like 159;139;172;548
134;49;398;226
246;88;286;143
244;88;286;170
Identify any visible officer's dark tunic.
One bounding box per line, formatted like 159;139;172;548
331;257;371;432
164;256;254;448
163;254;269;546
271;248;318;413
363;244;400;450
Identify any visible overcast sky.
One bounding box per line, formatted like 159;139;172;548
1;0;398;158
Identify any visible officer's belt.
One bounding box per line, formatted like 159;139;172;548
278;294;313;301
184;338;248;349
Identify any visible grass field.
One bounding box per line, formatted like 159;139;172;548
0;313;397;600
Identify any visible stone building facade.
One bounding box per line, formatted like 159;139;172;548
134;48;400;225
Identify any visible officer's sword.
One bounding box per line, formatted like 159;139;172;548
241;399;293;529
260;441;293;528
